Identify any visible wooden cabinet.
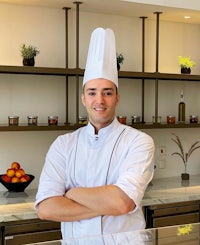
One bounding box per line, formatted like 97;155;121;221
1;219;61;245
144;200;200;228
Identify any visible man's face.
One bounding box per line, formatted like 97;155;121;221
82;78;120;131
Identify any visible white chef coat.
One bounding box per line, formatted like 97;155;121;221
35;117;154;239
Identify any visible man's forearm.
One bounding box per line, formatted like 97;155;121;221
37;196;100;222
66;185;135;216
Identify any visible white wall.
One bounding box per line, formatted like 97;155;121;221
0;3;200;191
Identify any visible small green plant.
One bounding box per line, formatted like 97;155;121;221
171;133;200;173
20;43;39;59
117;53;124;65
178;56;196;69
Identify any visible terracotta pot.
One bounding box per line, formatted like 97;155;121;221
181;173;190;180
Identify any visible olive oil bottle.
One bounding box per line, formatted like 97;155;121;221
178;90;185;123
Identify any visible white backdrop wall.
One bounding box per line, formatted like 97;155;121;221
0;3;200;191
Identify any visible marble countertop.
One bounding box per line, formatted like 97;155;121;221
0;175;200;224
143;174;200;206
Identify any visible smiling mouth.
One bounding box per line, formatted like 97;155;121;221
94;107;106;111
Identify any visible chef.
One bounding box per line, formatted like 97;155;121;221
35;27;155;240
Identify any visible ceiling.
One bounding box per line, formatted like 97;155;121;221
1;0;200;24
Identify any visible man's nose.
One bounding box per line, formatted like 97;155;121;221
96;94;104;103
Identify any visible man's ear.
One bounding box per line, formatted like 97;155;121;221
81;93;86;107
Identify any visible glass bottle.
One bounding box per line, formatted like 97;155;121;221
178;90;185;123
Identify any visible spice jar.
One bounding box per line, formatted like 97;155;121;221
167;115;176;124
152;116;162;124
78;116;87;125
117;116;126;125
48;116;58;126
8;116;19;126
27;116;38;126
131;115;141;124
190;115;198;123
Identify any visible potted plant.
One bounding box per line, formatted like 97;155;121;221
116;53;124;71
171;133;200;180
178;56;196;74
20;43;39;66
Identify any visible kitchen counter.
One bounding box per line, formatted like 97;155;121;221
0;175;200;223
26;222;200;244
143;174;200;206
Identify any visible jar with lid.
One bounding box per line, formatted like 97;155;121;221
167;115;176;124
131;115;140;124
78;116;87;125
8;116;19;126
117;116;126;125
48;116;58;126
152;116;162;124
190;115;198;123
27;116;38;126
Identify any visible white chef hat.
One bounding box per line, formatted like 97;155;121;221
83;27;118;88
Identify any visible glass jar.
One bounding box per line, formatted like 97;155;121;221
117;116;126;125
152;116;162;124
190;115;198;123
8;116;19;126
78;116;87;125
131;115;141;124
27;116;38;126
48;116;58;126
167;115;176;124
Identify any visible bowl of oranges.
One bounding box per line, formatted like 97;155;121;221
0;162;34;192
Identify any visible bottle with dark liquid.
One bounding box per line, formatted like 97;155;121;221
178;90;185;123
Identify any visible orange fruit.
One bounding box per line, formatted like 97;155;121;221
15;169;25;178
6;168;15;178
20;176;28;182
11;176;20;183
1;174;11;183
11;162;20;170
24;175;30;181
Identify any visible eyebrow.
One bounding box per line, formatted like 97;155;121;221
86;88;114;92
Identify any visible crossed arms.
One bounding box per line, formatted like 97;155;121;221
37;185;135;222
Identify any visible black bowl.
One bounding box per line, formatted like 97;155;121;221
0;174;35;192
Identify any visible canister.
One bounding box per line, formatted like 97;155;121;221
48;116;58;126
152;116;162;124
167;115;176;124
190;115;198;123
8;116;19;126
131;115;140;124
78;116;87;125
27;116;38;126
117;116;126;125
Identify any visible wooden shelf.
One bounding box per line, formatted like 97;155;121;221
0;123;198;131
131;123;200;129
1;65;200;131
0;124;85;131
1;65;200;81
0;65;85;76
118;71;200;81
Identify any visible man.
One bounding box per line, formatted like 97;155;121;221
35;27;154;239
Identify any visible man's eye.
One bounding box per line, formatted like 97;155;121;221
88;92;96;96
104;92;112;96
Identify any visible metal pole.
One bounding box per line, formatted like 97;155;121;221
73;2;82;124
74;1;82;69
140;16;147;124
63;7;71;124
154;12;162;123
